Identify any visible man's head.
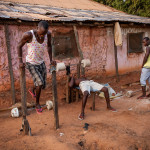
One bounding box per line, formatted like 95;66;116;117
37;21;49;37
143;37;150;47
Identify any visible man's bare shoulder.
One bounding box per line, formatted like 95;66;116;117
23;31;32;39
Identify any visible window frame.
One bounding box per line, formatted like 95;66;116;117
51;30;79;59
127;32;144;54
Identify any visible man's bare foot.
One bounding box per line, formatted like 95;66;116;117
137;95;147;99
146;94;150;97
107;106;117;112
78;113;84;120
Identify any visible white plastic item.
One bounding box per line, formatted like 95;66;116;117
46;100;53;110
56;63;66;72
11;107;19;117
81;59;91;68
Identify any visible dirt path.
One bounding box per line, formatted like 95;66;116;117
0;72;150;150
0;92;150;150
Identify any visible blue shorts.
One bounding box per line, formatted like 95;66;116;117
140;68;150;86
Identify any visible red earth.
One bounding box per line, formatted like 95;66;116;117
0;72;150;150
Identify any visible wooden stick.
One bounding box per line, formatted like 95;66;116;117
73;26;85;76
51;65;59;129
66;75;70;103
76;89;79;102
114;42;119;82
20;66;27;116
92;92;95;111
77;63;80;78
76;64;80;102
4;24;16;104
20;66;31;136
66;63;70;103
71;88;74;102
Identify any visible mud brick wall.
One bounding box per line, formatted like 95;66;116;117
0;25;10;91
0;24;150;92
106;27;150;74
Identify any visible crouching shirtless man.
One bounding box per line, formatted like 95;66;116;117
69;74;116;120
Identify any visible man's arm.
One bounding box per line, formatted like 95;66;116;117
17;32;32;67
142;47;150;68
69;76;75;88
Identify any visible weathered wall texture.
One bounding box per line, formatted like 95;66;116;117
0;25;10;91
0;24;150;91
106;27;150;75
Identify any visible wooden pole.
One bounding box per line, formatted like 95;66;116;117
19;66;31;136
77;63;80;78
66;64;70;103
51;65;59;129
114;42;119;82
20;66;27;116
73;26;85;76
76;63;80;102
92;93;95;111
66;75;70;103
4;24;16;104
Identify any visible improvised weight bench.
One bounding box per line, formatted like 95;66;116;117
74;86;100;111
72;83;112;111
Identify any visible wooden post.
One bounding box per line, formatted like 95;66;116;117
51;65;59;129
66;75;70;103
73;26;85;75
71;88;74;102
66;63;71;103
76;64;80;102
75;89;79;102
77;63;80;78
20;66;27;116
114;42;119;82
4;24;16;104
92;92;95;111
20;66;31;136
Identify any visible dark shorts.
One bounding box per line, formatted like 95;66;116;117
26;62;47;89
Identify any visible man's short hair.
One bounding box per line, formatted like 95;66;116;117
143;37;149;41
38;21;49;30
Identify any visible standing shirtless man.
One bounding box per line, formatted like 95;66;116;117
18;21;56;113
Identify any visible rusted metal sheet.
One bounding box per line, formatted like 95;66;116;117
0;1;150;24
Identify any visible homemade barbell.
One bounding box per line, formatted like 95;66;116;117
126;86;149;98
57;59;91;103
56;59;91;72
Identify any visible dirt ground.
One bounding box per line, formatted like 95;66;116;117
0;72;150;150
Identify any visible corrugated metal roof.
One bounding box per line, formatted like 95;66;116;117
1;0;121;12
0;1;150;24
